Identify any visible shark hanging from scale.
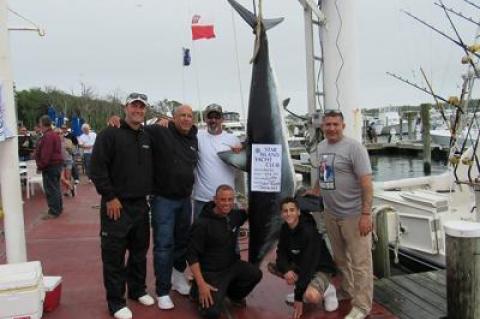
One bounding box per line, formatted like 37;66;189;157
219;0;296;265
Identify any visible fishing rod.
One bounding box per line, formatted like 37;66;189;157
434;2;480;28
437;0;480;78
402;9;480;60
386;72;452;104
420;67;450;130
464;0;480;11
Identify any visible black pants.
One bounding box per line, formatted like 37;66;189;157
100;198;150;315
41;164;63;216
191;260;263;319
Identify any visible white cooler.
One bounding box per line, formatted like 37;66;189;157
0;261;45;319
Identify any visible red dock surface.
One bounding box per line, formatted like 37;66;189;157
0;180;396;319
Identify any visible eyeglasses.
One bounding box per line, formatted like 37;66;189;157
128;93;148;101
207;113;222;120
323;110;344;119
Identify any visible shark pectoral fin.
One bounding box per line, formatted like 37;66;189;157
263;17;284;30
218;149;247;172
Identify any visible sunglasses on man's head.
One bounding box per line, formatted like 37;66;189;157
207;113;222;119
323;110;344;119
128;93;148;101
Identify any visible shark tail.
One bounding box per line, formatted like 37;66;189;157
227;0;284;31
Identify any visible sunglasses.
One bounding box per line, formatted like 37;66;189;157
323;110;344;119
128;93;148;101
207;113;222;120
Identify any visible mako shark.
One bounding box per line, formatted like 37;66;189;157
221;0;296;264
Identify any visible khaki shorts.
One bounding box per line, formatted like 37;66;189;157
308;271;331;294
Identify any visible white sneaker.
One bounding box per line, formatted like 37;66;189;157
171;268;191;295
344;306;368;319
285;292;294;304
157;295;174;310
113;307;132;319
323;284;339;312
137;294;155;306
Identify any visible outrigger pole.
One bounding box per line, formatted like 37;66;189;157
0;0;27;263
402;9;480;61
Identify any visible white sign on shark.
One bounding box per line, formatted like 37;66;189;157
251;144;282;192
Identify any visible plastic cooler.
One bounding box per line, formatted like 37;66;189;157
43;276;62;312
0;261;45;319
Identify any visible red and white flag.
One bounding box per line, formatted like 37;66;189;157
191;15;215;41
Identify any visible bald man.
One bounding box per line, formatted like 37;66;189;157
144;105;198;309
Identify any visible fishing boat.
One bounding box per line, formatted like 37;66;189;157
372;3;480;270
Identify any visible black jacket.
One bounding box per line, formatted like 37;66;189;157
145;122;198;199
187;202;247;273
90;120;153;201
276;213;336;302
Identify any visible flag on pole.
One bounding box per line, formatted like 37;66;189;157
183;48;191;66
191;15;215;40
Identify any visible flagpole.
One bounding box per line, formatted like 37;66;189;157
191;41;202;110
0;0;27;263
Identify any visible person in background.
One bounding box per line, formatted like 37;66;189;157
55;128;75;197
187;184;262;319
272;197;338;319
35;115;64;220
62;124;80;184
18;125;34;161
306;110;374;319
90;93;154;319
78;123;97;181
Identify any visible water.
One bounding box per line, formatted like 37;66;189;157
370;154;447;182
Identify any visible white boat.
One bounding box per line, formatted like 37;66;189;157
430;127;479;149
373;151;480;268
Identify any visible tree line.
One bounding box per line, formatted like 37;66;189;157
15;86;183;132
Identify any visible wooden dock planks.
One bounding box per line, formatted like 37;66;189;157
374;270;447;319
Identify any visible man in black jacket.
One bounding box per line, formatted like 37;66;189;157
108;103;198;309
274;197;338;319
187;184;262;319
145;104;198;309
90;93;155;319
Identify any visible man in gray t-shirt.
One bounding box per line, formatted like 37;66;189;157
307;110;373;319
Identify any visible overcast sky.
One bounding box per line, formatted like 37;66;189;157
7;0;480;116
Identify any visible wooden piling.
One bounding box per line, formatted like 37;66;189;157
399;116;403;141
372;206;393;278
444;221;480;319
421;104;431;174
407;112;415;141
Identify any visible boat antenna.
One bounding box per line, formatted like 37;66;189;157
252;0;257;16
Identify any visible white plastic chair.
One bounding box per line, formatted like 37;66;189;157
25;160;43;199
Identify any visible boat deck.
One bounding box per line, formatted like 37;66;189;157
0;180;398;319
374;270;447;319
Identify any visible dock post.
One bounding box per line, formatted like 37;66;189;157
407;112;414;141
444;221;480;319
372;206;393;278
421;103;431;174
399;116;403;141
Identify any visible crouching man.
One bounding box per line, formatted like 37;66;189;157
187;184;262;319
